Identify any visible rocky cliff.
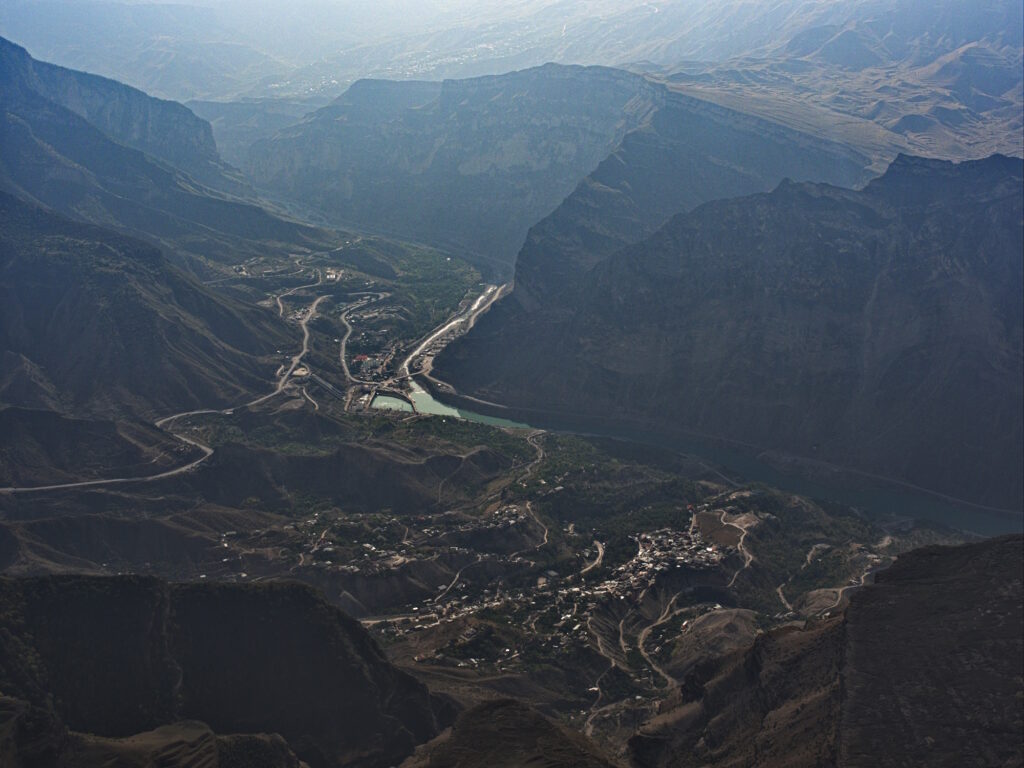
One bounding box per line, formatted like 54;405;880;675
1;36;220;178
0;37;332;269
0;575;455;768
247;65;870;277
629;534;1023;767
247;64;662;275
436;154;1023;511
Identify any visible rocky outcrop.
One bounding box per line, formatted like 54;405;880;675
0;575;455;768
247;65;664;274
436;154;1023;511
629;534;1024;768
0;36;216;175
402;699;618;768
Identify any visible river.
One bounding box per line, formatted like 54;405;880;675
371;285;1020;537
375;382;1020;536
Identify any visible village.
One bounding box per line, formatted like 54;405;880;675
355;514;734;676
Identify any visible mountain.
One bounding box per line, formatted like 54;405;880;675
510;85;871;309
661;24;1022;163
0;575;455;768
0;36;334;271
247;65;662;275
0;0;293;102
402;699;618;768
187;96;325;169
0;33;238;190
0;406;202;488
247;64;869;276
435;154;1023;511
0;192;290;421
629;534;1023;767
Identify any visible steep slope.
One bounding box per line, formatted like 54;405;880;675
402;699;618;768
62;721;306;768
437;154;1023;511
0;576;455;768
629;534;1023;768
0;192;290;420
188;96;322;168
247;65;870;277
510;87;871;310
0;36;332;269
0;34;235;190
247;65;664;275
0;407;199;487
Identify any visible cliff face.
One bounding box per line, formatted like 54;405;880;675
629;534;1024;768
437;154;1023;511
246;65;663;274
1;35;227;187
247;64;871;278
510;88;871;312
0;576;455;768
0;36;331;267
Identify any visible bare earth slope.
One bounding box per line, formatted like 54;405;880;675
630;534;1024;768
0;576;456;768
0;192;290;421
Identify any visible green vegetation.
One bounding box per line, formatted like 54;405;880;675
183;406;533;465
513;435;709;569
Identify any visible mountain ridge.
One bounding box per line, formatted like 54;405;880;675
0;191;291;422
435;153;1023;511
629;534;1023;767
0;574;456;767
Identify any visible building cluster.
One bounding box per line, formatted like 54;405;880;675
595;529;724;597
450;505;529;534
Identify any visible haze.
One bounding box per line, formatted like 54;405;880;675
0;1;1020;766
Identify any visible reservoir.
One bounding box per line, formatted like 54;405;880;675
370;395;413;412
372;381;529;428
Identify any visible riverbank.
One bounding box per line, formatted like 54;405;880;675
414;375;1022;537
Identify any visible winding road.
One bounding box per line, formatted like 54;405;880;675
248;294;327;408
398;284;504;381
338;291;391;385
725;511;755;588
0;286;328;496
636;593;687;687
581;541;605;576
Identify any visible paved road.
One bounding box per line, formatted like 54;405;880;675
338;292;390;385
636;592;687;687
510;501;549;560
581;541;605;576
0;289;327;495
398;284;503;380
248;294;326;408
823;563;878;613
275;269;322;317
725;511;755;588
434;555;484;602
